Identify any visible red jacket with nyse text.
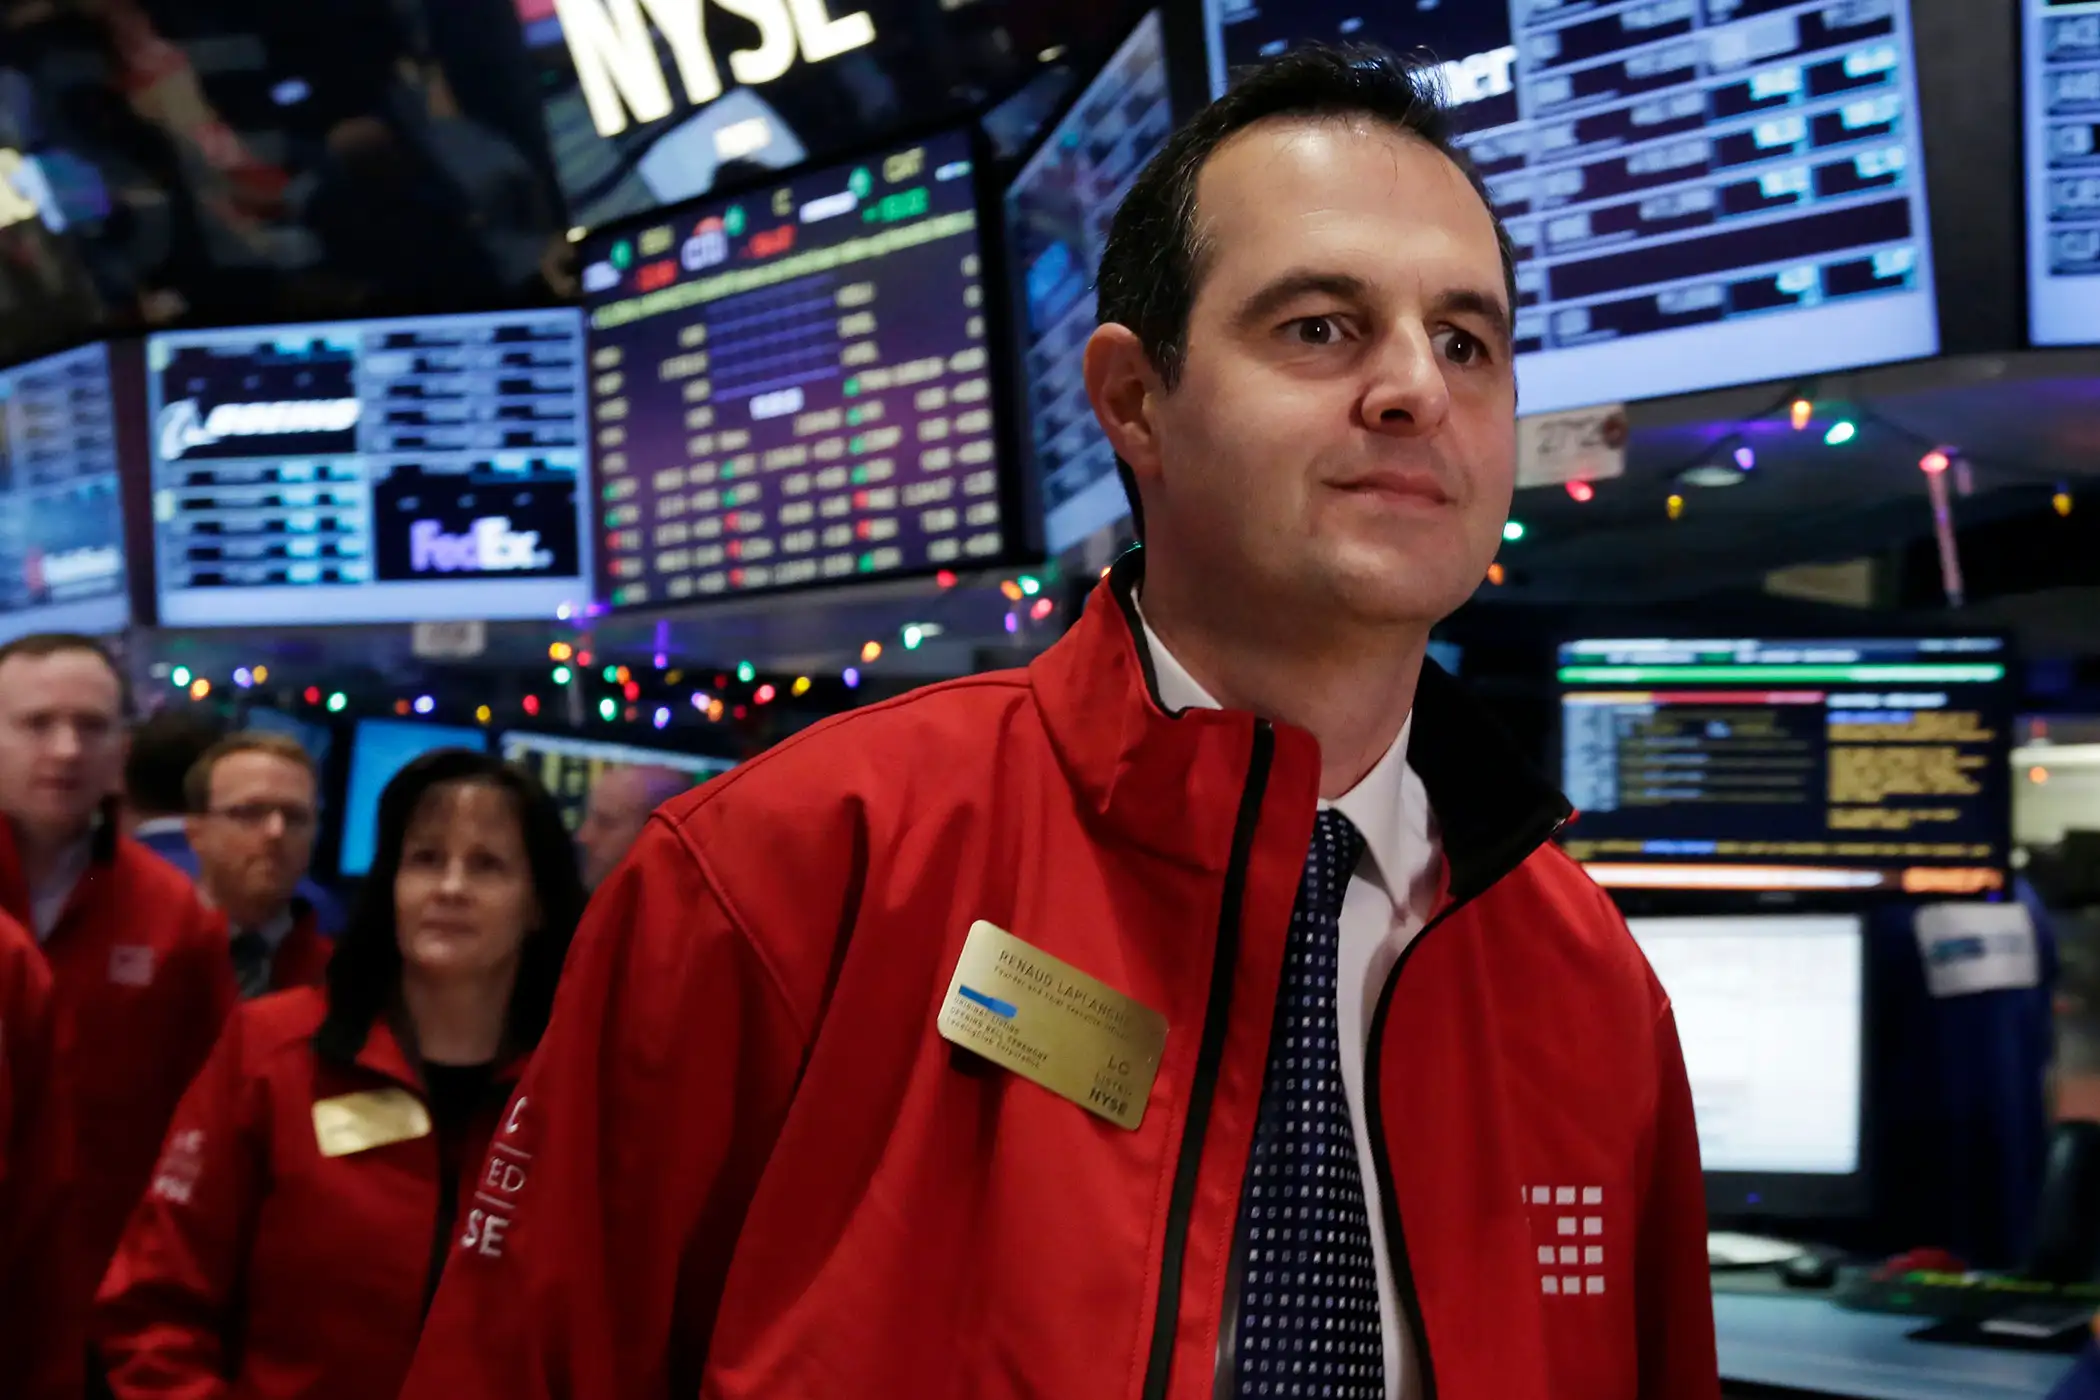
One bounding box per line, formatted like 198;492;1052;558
95;986;519;1400
402;555;1720;1400
0;817;234;1330
0;908;77;1400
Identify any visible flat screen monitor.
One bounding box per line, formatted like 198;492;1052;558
1558;636;2011;895
1626;914;1867;1218
583;127;1013;607
1202;0;1942;411
2027;0;2100;344
498;730;734;833
338;718;489;877
146;309;594;627
0;342;129;643
1005;12;1173;556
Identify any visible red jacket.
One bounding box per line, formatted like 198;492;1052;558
404;557;1719;1400
0;909;78;1400
95;986;519;1400
0;818;235;1321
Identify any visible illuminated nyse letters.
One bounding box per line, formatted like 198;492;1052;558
1437;46;1518;107
555;0;878;139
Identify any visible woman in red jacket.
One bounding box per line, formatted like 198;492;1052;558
94;749;585;1400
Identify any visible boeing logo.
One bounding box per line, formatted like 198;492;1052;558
157;397;362;460
410;517;555;574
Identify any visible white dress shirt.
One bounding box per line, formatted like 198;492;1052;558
29;837;92;942
1140;610;1443;1400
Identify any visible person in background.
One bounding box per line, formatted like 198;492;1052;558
186;732;331;996
126;710;348;935
403;47;1715;1400
95;750;584;1400
0;634;233;1369
0;905;76;1400
575;764;691;889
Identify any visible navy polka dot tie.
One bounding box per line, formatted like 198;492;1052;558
1233;808;1383;1399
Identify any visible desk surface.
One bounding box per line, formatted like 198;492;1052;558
1715;1294;2078;1399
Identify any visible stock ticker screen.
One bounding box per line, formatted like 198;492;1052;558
2028;0;2100;345
1557;638;2011;895
1006;11;1172;557
0;342;128;643
147;311;594;628
1205;0;1941;411
581;129;1008;609
498;731;734;833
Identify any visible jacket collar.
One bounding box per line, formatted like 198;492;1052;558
351;1011;529;1094
0;799;121;928
1030;548;1569;890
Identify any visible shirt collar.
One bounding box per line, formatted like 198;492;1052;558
131;816;190;839
1134;595;1420;893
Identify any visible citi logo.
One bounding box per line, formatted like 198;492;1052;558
410;517;554;574
158;397;362;460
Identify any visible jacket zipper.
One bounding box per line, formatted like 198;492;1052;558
1362;813;1570;1400
1140;721;1275;1400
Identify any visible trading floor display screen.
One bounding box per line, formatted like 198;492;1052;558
1006;11;1172;556
582;128;1008;608
499;731;733;833
147;310;594;627
1559;637;2010;894
2028;0;2100;345
1628;915;1865;1184
1204;0;1941;411
0;343;128;643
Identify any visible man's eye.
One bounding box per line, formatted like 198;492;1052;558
1290;316;1341;346
1441;329;1487;365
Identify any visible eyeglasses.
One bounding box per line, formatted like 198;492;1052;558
205;802;318;834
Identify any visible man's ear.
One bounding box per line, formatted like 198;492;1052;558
1083;324;1167;492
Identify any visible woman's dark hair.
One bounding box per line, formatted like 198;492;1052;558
316;749;586;1068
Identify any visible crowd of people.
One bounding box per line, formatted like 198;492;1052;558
0;630;643;1400
0;46;1730;1400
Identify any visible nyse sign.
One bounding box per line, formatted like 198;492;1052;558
554;0;878;139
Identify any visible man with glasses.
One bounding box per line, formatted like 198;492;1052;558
0;633;232;1384
184;732;331;996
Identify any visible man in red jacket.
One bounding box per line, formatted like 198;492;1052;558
184;731;332;995
0;908;76;1400
0;634;234;1352
405;46;1718;1400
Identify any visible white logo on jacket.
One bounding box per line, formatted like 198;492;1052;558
1528;1184;1607;1296
108;945;156;987
152;1129;207;1203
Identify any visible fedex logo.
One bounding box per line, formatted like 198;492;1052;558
158;397;362;460
410;517;555;574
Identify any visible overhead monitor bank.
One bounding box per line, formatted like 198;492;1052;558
582;127;1013;609
2027;0;2100;345
0;342;129;644
1005;12;1175;558
1204;0;1942;411
146;310;595;628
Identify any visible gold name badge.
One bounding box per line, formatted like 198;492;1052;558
937;920;1168;1132
312;1087;433;1158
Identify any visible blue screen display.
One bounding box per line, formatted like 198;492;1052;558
2027;0;2100;345
0;342;128;644
338;718;489;876
147;309;594;627
1005;12;1172;555
1204;0;1941;410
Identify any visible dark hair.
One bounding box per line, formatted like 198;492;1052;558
316;750;586;1069
182;731;318;813
125;710;229;816
0;632;135;716
1094;45;1516;540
